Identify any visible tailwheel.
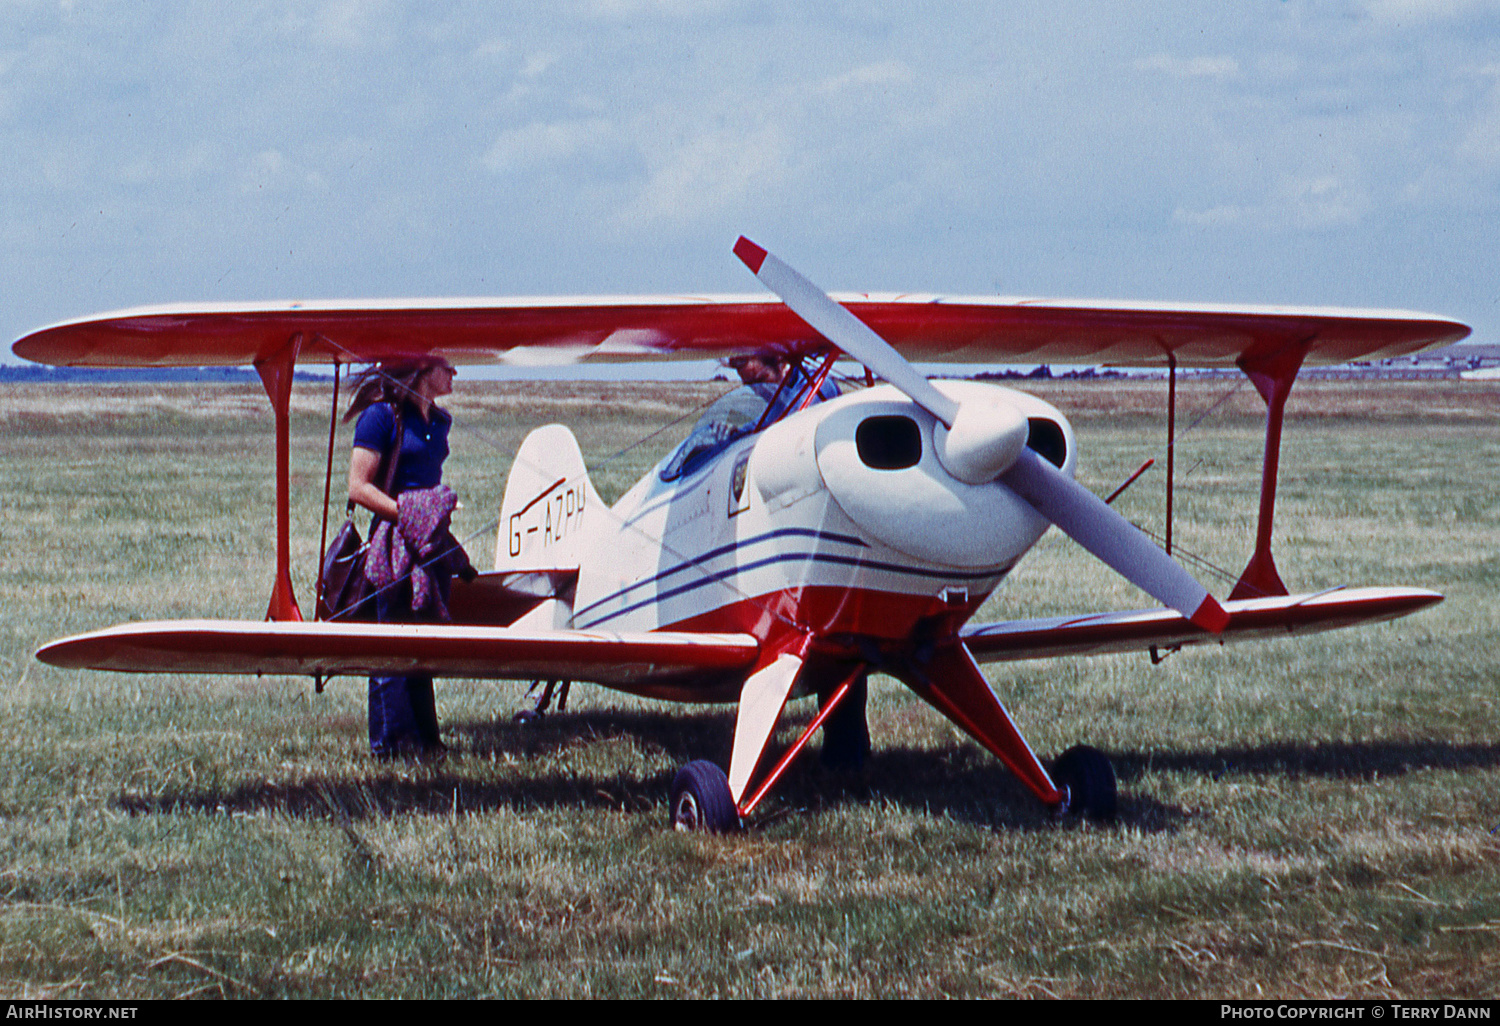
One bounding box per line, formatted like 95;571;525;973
669;760;740;833
1052;745;1117;822
514;679;570;725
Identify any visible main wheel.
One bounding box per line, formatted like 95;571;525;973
669;760;740;833
1052;745;1117;822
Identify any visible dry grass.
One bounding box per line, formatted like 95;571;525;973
0;378;1495;999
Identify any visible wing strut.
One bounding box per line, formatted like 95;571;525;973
1230;340;1309;600
727;651;805;804
898;641;1066;807
254;335;305;622
314;360;342;621
738;662;866;816
1165;352;1176;555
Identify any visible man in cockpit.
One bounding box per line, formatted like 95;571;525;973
660;353;839;481
726;352;839;422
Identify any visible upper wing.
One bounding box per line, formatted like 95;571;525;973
961;587;1441;663
36;619;760;700
13;295;1468;370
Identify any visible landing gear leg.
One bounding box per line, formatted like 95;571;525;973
514;679;570;724
900;642;1067;807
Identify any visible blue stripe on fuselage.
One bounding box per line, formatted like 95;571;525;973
573;527;1004;629
573;527;867;624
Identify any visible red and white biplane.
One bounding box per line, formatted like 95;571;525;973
15;238;1467;829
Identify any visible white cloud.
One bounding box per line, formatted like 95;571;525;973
614;123;790;231
580;0;743;19
1400;72;1500;209
519;52;558;79
237;149;328;195
1359;0;1496;23
1458;94;1500;167
1174;176;1370;232
816;61;915;94
308;0;398;50
1134;54;1241;79
4;1;1500;346
482;118;616;174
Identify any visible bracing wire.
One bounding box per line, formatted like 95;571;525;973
313;339;821;634
315;344;1267;627
1095;369;1262;595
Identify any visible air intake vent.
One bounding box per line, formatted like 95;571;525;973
1026;418;1067;468
856;415;922;470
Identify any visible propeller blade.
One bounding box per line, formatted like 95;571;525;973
1000;448;1230;633
733;235;1226;632
734;236;960;427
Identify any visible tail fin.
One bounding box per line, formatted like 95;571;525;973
495;424;605;573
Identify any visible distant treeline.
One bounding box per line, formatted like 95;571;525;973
972;366;1129;381
0;365;324;383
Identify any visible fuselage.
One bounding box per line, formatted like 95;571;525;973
562;381;1076;697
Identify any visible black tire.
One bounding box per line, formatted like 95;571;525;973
1052;745;1117;822
669;760;740;833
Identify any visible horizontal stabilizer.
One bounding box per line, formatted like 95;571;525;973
446;569;578;626
962;587;1441;664
36;620;760;691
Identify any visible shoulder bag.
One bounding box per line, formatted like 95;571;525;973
317;404;405;622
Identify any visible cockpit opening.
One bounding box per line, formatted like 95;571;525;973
660;357;839;481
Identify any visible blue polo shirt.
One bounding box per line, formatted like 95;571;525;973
353;402;451;494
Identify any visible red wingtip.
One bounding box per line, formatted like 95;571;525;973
1190;595;1231;635
733;236;767;274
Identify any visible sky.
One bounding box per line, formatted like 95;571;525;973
3;0;1499;371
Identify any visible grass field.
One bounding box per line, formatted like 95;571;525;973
0;377;1495;999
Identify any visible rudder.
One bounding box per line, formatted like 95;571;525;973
495;424;605;572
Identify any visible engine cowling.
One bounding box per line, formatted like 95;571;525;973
749;381;1075;570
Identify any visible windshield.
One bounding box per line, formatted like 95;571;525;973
658;366;841;482
659;385;769;481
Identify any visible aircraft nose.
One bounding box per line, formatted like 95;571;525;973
933;395;1030;485
809;386;1056;570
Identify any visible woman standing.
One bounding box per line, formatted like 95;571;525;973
346;356;458;762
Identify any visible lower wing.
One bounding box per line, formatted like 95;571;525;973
962;587;1441;663
36;620;759;696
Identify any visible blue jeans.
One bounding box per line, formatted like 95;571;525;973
369;583;443;758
